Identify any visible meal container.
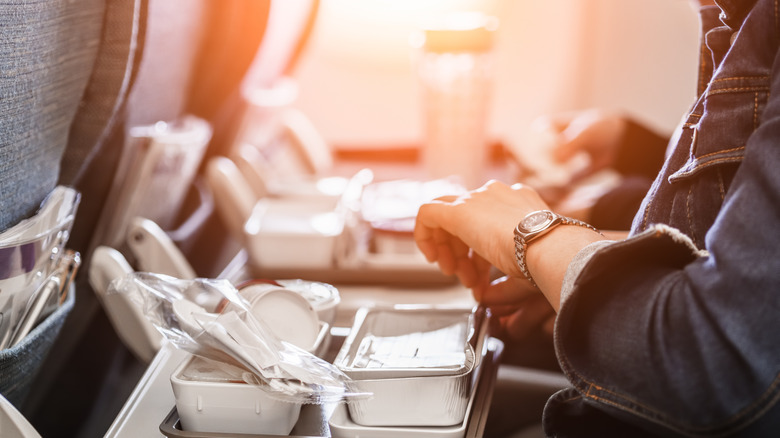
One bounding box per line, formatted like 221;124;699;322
328;336;502;438
334;306;488;427
243;199;344;270
369;218;419;255
171;356;301;435
171;288;331;435
266;176;348;209
328;362;481;438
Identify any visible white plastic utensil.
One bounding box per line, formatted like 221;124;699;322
171;298;210;338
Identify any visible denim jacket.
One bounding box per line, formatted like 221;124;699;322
546;1;780;436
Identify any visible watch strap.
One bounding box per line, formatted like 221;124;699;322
514;212;601;289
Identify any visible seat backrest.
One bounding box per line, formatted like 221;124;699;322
0;0;105;411
10;1;269;434
3;1;320;434
0;0;104;232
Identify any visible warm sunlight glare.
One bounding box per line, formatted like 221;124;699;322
313;0;499;66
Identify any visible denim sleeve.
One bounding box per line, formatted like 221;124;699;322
559;240;617;306
554;65;780;438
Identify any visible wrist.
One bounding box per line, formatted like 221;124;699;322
527;225;606;310
512;210;605;307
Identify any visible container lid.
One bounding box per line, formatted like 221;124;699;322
276;279;341;313
176;356;248;384
415;12;498;53
244;199;345;238
334;306;483;379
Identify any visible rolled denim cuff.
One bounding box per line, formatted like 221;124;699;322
560;224;707;309
560;240;616;306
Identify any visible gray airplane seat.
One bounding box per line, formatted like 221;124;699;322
0;0;322;436
0;0;102;412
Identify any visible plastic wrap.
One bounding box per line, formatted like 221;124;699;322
109;272;367;404
0;186;80;349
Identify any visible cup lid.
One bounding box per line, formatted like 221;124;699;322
414;12;498;53
239;285;320;351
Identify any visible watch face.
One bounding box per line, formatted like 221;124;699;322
520;210;553;233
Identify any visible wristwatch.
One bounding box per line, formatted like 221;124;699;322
513;210;600;289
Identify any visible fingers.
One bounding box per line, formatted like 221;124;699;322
468;253;493;301
414;196;458;263
415;181;549;283
415;205;469;276
474;275;555;341
531;112;576;134
431;228;465;275
479;276;537;306
551;110;627;167
415;200;492;289
552;114;602;163
414;180;559;343
501;294;556;341
485;303;529;317
552;129;587;163
435;241;491;290
542;314;556;337
528;114;576;164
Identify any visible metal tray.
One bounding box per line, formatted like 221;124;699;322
332;306;489;427
159;338;503;438
329;337;503;437
329;366;480;437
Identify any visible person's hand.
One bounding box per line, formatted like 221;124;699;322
416;179;608;312
534;109;628;177
414;180;550;293
481;276;556;341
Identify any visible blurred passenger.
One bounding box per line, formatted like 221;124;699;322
536;109;669;231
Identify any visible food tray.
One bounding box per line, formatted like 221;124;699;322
333;306;489;427
159;407;320;438
170;357;302;435
328;337;503;438
160;338;504;438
